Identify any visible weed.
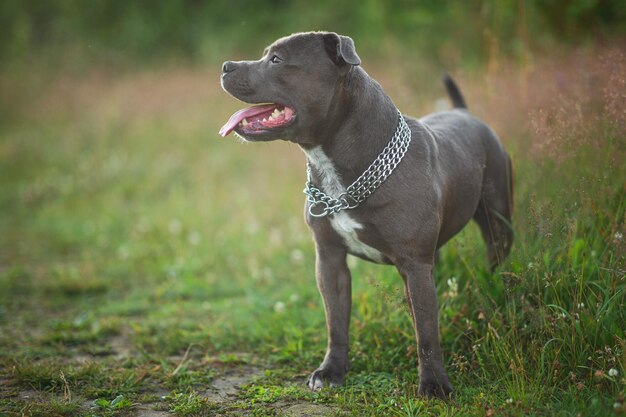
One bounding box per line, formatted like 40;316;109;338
165;391;216;416
92;394;134;411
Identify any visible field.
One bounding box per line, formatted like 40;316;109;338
1;33;625;416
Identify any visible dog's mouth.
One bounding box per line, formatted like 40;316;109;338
219;103;296;137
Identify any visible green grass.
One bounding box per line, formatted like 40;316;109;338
0;44;624;416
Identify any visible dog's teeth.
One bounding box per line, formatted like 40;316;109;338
262;118;267;122
242;118;248;126
272;109;280;118
268;115;275;121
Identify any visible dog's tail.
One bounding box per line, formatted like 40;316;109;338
443;73;467;109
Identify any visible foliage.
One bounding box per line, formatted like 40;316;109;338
0;0;625;67
165;392;215;416
92;395;134;411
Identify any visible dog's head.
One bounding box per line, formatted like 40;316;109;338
219;32;361;144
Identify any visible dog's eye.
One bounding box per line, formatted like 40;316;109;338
269;55;282;64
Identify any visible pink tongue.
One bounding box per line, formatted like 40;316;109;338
219;104;279;137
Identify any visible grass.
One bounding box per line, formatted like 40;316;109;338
0;42;625;416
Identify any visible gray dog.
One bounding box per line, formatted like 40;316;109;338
219;31;513;399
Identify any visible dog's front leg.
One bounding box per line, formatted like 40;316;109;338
308;244;351;390
397;257;454;399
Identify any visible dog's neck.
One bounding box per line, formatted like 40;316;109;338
301;66;400;187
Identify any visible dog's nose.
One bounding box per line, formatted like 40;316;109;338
222;61;237;74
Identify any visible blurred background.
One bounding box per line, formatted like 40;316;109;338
1;1;625;416
2;0;625;66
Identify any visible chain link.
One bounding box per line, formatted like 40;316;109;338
304;110;412;217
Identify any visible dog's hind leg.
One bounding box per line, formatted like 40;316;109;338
397;254;454;399
473;155;514;271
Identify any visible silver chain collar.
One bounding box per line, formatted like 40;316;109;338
304;110;412;218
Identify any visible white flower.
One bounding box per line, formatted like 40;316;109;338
269;228;282;245
447;277;458;298
274;301;286;314
168;218;182;235
290;249;304;264
608;368;618;377
614;231;623;242
187;231;201;246
246;220;260;235
506;398;514;404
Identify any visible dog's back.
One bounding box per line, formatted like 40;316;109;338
416;76;513;266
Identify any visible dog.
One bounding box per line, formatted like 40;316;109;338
219;31;513;399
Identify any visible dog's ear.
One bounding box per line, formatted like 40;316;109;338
323;33;361;67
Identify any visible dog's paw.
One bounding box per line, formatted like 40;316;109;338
418;373;454;400
307;367;345;391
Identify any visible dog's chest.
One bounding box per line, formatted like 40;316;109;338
304;147;385;263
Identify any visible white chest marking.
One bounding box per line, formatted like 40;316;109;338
304;146;385;263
